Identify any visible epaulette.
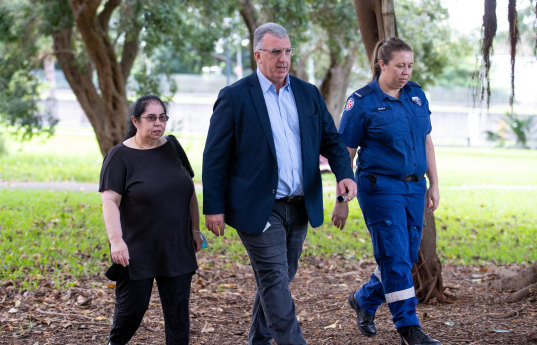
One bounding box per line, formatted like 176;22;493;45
405;81;421;88
353;85;374;98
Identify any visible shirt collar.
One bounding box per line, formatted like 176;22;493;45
256;68;290;93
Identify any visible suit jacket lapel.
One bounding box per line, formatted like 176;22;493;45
248;73;276;158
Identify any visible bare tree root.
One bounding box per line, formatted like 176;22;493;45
412;212;450;304
506;282;537;303
528;330;537;342
489;262;537;292
485;309;520;320
413;251;450;303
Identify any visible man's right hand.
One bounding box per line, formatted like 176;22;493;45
205;214;226;236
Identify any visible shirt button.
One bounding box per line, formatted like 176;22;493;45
272;189;276;194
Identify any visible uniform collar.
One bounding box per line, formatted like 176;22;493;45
370;76;407;101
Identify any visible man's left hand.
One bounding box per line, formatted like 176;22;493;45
338;178;357;201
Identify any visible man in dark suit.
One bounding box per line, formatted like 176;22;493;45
202;22;356;345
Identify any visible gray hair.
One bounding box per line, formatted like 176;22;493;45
253;22;288;51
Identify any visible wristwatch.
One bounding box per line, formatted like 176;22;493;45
336;195;347;203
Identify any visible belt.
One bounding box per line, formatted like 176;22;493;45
402;174;424;182
276;196;304;203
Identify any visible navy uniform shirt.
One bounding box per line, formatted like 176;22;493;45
338;77;431;180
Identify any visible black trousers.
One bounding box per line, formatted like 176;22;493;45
108;272;194;345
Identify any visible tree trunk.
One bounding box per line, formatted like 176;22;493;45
411;211;446;302
52;27;118;156
319;47;358;128
51;0;140;156
353;0;397;61
240;0;259;71
353;0;445;303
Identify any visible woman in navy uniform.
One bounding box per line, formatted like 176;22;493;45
332;37;440;345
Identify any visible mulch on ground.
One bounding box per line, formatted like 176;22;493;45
1;254;536;345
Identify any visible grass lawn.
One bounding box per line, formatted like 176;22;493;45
1;129;536;288
0;128;205;183
0;190;105;290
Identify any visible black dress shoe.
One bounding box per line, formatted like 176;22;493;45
398;326;441;345
348;292;377;337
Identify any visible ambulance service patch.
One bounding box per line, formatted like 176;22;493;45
344;97;354;111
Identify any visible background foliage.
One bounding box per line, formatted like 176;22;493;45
0;0;489;145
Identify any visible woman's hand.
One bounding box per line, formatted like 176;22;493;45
193;230;203;253
426;183;440;214
332;201;349;230
110;238;130;267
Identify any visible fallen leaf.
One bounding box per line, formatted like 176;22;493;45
201;322;215;333
220;284;236;288
76;295;92;306
323;320;339;329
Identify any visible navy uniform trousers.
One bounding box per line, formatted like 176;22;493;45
354;173;426;329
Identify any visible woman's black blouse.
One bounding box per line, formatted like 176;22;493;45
99;140;197;280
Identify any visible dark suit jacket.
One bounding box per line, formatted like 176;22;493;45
202;72;353;234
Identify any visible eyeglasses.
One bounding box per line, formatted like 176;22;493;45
258;48;295;57
140;115;169;122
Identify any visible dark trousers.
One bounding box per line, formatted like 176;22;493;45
108;272;193;345
238;200;309;345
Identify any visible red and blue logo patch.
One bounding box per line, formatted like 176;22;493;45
344;97;354;111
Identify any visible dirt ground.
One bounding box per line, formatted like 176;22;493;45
1;253;536;345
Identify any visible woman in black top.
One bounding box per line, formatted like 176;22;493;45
100;95;203;345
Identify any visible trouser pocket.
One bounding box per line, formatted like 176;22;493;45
408;224;422;264
368;218;397;261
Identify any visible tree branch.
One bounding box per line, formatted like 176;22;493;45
52;27;99;114
70;0;127;109
239;0;258;70
98;0;122;32
119;4;141;82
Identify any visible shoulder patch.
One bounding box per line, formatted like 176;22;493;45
353;85;374;98
406;81;421;88
344;97;354;111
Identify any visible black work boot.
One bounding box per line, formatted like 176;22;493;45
348;292;377;337
398;326;441;345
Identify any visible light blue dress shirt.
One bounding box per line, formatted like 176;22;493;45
256;68;303;198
